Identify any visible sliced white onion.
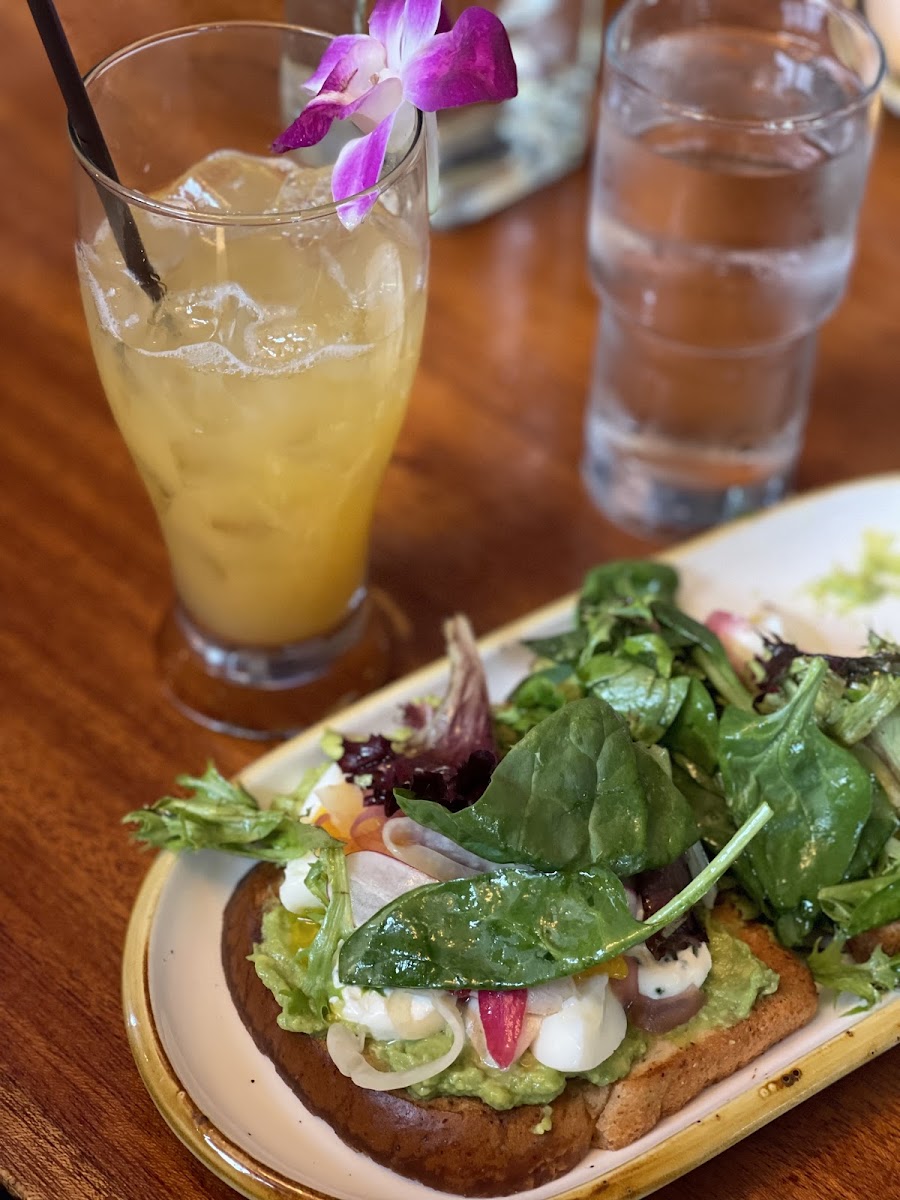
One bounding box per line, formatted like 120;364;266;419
624;884;643;920
326;995;466;1091
525;977;576;1016
385;990;448;1040
382;816;498;881
684;840;717;909
345;850;434;926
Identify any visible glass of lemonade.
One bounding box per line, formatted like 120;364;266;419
72;22;429;738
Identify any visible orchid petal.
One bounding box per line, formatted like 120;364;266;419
274;37;390;152
436;4;453;34
272;76;400;152
403;8;518;110
331;111;397;229
303;34;380;94
272;94;342;150
369;0;405;65
399;0;444;60
352;75;405;129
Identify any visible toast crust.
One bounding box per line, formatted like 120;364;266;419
222;865;819;1194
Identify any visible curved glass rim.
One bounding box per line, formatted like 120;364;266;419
604;0;886;132
71;20;425;228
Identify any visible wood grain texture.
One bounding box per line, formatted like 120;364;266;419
1;2;898;1199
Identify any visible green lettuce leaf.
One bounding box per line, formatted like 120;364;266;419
818;866;900;937
251;844;352;1032
123;763;339;863
807;937;900;1010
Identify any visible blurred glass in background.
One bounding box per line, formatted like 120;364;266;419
283;0;606;227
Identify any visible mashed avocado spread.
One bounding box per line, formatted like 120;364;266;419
253;905;778;1110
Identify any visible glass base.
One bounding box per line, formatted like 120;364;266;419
581;436;794;540
156;593;402;740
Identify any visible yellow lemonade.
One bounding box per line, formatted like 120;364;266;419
77;150;427;646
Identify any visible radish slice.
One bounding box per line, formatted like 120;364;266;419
382;816;498;881
478;989;528;1069
345;850;434;926
704;609;791;686
326;995;465;1091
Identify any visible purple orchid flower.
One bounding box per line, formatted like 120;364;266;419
272;0;518;227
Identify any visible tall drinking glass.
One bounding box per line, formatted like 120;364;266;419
73;23;429;738
582;0;884;537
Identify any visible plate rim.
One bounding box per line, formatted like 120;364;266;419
122;472;900;1200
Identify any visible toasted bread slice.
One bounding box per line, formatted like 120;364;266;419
222;865;818;1195
849;920;900;962
588;901;819;1150
223;862;598;1196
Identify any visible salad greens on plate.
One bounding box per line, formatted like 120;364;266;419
127;561;900;1010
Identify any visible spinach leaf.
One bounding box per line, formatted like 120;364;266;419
719;659;874;911
671;761;734;856
578;561;679;625
523;629;588;664
579;655;690;745
654;602;754;712
661;679;719;773
339;802;771;989
123;763;340;863
398;697;699;876
493;665;584;752
844;771;899;881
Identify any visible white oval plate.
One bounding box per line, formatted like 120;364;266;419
123;473;900;1200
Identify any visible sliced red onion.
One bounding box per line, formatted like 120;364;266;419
382;816;497;881
345;850;434;926
325;995;465;1091
347;804;389;854
626;984;706;1034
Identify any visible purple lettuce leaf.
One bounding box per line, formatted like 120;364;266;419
339;615;497;814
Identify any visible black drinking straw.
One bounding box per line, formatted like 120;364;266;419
27;0;165;303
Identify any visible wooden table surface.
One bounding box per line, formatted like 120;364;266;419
2;1;899;1198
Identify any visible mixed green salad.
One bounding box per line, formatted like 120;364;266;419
126;561;900;1104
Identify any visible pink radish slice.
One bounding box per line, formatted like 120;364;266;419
345;850;434;926
478;989;528;1069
